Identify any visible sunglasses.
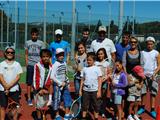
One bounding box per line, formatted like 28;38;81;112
130;41;137;44
6;51;15;54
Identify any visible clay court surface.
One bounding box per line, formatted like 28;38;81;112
16;82;160;120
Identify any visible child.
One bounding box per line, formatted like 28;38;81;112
127;65;145;120
111;60;128;120
50;48;72;120
79;52;102;120
33;49;53;120
74;42;87;97
95;48;110;117
138;36;160;118
0;45;23;120
25;28;46;106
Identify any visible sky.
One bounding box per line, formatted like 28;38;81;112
2;1;160;25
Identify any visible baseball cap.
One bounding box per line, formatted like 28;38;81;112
56;48;64;55
132;65;145;79
5;45;15;52
55;29;63;35
98;26;106;32
146;36;155;43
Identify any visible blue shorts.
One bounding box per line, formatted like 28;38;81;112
0;91;20;108
52;85;72;110
114;94;122;105
26;65;34;86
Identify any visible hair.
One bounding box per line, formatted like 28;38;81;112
96;48;108;61
115;59;124;73
77;41;86;51
87;52;96;61
82;27;90;33
130;36;138;42
31;28;39;34
40;49;52;58
122;31;131;37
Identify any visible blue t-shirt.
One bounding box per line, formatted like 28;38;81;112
115;43;130;61
49;40;70;63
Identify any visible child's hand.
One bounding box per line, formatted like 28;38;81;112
39;89;48;96
97;91;101;98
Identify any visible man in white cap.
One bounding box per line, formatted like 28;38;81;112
90;25;116;62
138;36;160;118
49;29;70;64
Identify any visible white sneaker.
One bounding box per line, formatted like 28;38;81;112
127;115;135;120
102;113;105;118
134;114;140;120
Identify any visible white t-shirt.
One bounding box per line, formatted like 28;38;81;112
90;38;116;60
141;49;159;76
50;61;68;86
95;60;110;77
0;61;23;91
81;65;102;92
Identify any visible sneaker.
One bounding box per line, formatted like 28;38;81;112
27;99;33;106
127;115;134;120
55;115;62;120
150;111;156;118
137;108;145;115
64;114;72;120
133;114;140;120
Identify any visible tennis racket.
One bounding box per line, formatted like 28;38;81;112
35;93;49;120
70;96;82;119
6;96;21;120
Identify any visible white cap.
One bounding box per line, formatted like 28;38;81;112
56;48;64;54
98;26;106;32
5;45;15;51
146;36;155;43
55;29;63;35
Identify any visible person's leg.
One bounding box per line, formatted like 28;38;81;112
91;91;99;119
81;91;89;119
74;78;80;98
52;85;61;119
0;91;7;120
0;107;6;120
117;105;122;120
26;65;34;105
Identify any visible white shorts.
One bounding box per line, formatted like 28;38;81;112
127;95;141;102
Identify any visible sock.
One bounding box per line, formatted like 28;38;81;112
151;107;155;112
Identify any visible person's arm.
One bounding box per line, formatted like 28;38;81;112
25;49;28;67
111;52;116;62
0;74;8;89
97;76;102;98
153;52;160;76
122;51;127;73
79;77;84;96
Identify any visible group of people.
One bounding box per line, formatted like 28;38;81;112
0;26;159;120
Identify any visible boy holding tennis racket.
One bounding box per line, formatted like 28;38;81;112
0;45;23;120
50;48;72;120
33;49;53;120
79;52;102;120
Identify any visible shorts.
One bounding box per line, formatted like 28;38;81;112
52;85;72;110
114;94;122;105
141;77;158;96
0;91;20;108
82;91;98;112
127;95;141;102
26;65;34;86
34;94;49;109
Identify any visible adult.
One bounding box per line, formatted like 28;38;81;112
75;27;92;53
49;29;70;64
90;25;116;62
25;28;46;106
138;36;160;118
115;31;131;61
122;36;141;74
